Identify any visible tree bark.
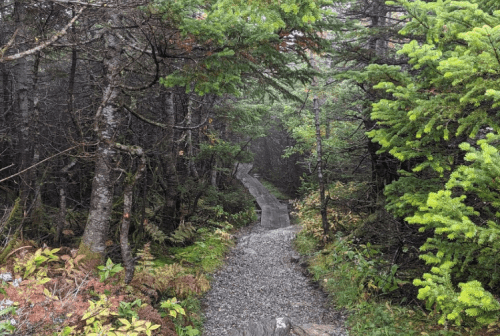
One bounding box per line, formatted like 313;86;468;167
14;55;31;207
314;96;328;236
162;90;179;229
120;151;145;284
1;63;9;120
186;94;199;179
31;52;42;217
79;12;121;260
55;159;76;245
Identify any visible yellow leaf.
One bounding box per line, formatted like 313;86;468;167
118;318;130;326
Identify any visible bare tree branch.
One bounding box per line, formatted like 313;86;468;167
123;104;210;130
0;6;85;63
0;146;80;184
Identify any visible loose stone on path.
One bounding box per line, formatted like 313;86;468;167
201;164;347;336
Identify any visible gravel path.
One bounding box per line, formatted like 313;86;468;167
201;218;348;335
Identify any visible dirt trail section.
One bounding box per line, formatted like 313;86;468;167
201;163;347;336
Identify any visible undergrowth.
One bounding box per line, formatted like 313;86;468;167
293;182;500;336
0;197;256;335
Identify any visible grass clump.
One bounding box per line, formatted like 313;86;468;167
293;230;320;255
166;228;234;273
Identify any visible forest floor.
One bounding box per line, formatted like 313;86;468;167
201;165;347;335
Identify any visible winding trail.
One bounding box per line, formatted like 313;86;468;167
201;164;347;336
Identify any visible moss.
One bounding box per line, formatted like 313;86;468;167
77;242;104;268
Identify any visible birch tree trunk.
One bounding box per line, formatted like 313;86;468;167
79;13;121;260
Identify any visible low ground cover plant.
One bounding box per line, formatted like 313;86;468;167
0;200;252;335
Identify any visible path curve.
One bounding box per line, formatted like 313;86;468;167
201;164;347;336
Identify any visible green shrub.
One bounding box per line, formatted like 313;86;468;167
408;134;500;326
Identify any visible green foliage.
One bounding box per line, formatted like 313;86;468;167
176;325;200;336
280;73;369;183
97;258;124;282
293;181;366;239
0;306;16;336
80;294;119;335
295;201;473;335
168;229;233;272
152;0;332;100
366;0;500;327
160;298;201;336
408;135;500;326
167;221;197;245
114;317;160;336
143;220;169;244
81;295;161;336
0;198;23;264
368;0;500;216
14;247;60;283
293;230;320;255
348;301;461;336
197;137;248;166
160;297;185;319
132;243;211;299
201;186;257;222
118;299;142;320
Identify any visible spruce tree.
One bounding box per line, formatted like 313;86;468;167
368;0;500;325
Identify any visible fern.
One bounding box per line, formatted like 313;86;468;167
167;221;196;245
143;220;168;244
135;243;155;273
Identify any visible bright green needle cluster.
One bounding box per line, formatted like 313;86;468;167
368;0;500;325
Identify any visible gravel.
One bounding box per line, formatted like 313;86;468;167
201;218;347;336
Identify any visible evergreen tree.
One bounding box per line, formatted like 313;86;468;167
368;0;500;325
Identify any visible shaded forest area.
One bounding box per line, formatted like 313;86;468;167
1;0;500;334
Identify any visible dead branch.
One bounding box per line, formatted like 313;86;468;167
0;7;85;63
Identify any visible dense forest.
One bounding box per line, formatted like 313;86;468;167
0;0;499;334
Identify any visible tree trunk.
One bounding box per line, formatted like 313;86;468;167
67;11;83;139
162;90;179;230
314;96;328;236
15;49;32;207
1;63;9;121
79;13;121;260
31;53;43;220
120;152;145;284
186;95;199;179
211;160;218;188
55;159;76;245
